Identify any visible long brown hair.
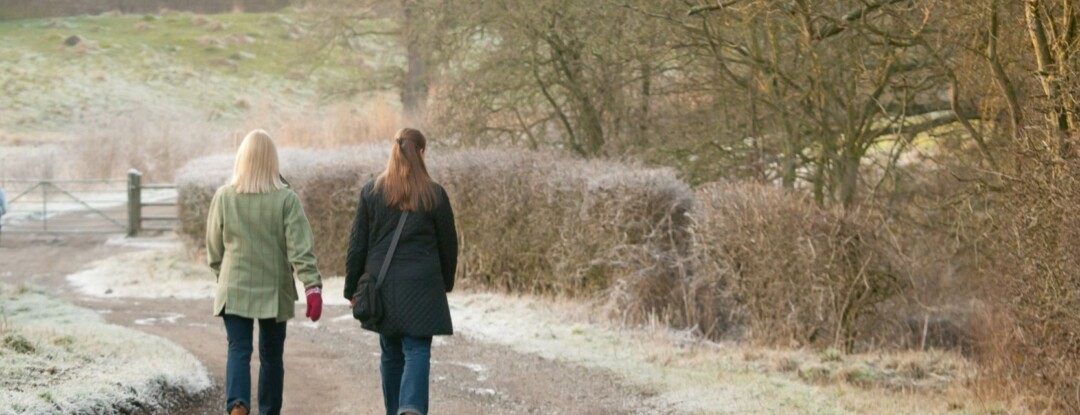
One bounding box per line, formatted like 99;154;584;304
374;128;438;211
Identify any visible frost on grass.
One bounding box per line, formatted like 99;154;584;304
68;240;348;305
0;286;211;414
448;292;983;415
67;241;216;299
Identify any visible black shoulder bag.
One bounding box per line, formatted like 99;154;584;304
352;212;408;325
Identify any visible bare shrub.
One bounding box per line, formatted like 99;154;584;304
177;147;908;351
975;160;1080;412
690;183;907;351
177;147;693;298
176;153;234;241
177;146;385;258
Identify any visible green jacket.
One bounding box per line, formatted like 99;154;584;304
207;185;322;322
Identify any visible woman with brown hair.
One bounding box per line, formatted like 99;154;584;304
345;128;458;415
207;129;323;415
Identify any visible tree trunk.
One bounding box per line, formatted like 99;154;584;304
638;58;651;147
988;0;1025;147
1025;0;1073;157
401;0;429;121
839;151;861;208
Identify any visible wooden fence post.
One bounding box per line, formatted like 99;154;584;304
128;169;142;236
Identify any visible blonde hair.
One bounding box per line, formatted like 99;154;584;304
230;129;285;194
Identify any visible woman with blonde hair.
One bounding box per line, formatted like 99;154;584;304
207;129;323;415
345;128;458;415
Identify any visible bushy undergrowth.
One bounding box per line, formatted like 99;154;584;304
689;183;906;351
976;160;1080;412
178;147;693;299
179;148;923;352
436;150;695;295
178;146;388;272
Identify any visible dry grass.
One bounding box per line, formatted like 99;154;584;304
0;115;228;182
1;94;404;183
268;97;403;148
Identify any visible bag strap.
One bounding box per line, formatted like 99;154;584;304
375;211;409;289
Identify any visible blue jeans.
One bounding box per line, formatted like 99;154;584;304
223;314;287;415
380;335;432;415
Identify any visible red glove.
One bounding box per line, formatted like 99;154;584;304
305;286;322;322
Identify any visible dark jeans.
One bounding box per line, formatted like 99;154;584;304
380;335;433;415
223;314;287;415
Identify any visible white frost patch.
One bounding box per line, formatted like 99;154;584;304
67;245;216;299
331;313;355;322
468;388;498;397
68;241;350;307
134;312;185;326
295;321;320;330
105;234;185;250
0;288;211;414
449;292;852;414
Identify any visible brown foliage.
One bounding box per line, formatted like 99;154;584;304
178;149;913;351
689;183;907;351
977;161;1080;412
177;147;693;299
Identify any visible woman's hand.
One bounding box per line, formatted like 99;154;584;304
305;286;323;322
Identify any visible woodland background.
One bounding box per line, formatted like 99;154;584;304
3;0;1080;411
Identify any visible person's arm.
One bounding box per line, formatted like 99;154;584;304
344;189;370;300
434;188;458;292
206;190;225;280
284;192;321;289
0;189;8;216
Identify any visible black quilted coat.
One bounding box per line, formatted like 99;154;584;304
344;179;458;337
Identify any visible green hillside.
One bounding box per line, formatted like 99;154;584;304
0;10;395;133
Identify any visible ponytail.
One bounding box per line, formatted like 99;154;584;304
374;128;439;211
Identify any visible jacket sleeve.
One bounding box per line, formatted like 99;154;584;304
206;189;225;280
284;192;322;289
434;188;458;292
344;188;370;300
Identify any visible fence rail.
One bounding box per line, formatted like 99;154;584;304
127;170;178;236
0;169;176;236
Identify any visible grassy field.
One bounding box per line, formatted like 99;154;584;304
0;9;399;179
0;10;395;130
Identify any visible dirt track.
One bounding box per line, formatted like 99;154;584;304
0;232;673;414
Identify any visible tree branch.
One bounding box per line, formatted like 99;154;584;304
814;0;910;40
687;0;738;17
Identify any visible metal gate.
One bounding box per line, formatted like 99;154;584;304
0;170;177;235
1;178;129;233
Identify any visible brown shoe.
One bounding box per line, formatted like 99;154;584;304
229;403;248;415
